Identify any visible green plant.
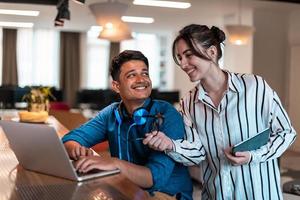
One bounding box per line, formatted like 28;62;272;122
22;87;56;111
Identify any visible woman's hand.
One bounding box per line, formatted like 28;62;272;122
224;147;251;166
143;131;173;152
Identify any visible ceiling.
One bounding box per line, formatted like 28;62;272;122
0;0;299;33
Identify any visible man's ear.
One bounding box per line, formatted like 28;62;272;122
111;80;120;93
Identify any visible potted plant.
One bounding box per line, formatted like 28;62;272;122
19;87;56;123
22;87;56;112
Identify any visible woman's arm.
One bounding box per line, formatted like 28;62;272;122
250;89;297;163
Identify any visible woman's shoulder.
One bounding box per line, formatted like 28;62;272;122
229;72;263;81
229;72;266;86
229;72;274;94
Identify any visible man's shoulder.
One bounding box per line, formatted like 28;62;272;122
97;102;119;115
152;99;176;111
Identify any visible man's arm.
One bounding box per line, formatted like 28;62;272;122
74;156;153;188
144;100;207;166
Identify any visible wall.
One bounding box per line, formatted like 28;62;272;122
288;46;300;152
287;11;300;152
252;8;300;153
252;8;289;103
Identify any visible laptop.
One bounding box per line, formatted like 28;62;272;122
0;120;120;181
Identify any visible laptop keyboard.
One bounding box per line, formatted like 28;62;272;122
76;168;105;177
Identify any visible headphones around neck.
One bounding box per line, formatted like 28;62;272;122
114;99;154;161
114;99;154;126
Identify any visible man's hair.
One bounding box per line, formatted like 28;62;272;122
110;50;149;81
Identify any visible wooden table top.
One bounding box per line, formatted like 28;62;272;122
0;116;148;200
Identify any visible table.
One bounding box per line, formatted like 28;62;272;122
0;116;148;200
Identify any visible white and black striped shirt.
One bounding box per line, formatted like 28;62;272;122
168;71;296;200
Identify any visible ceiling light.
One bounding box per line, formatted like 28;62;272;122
89;1;133;41
225;25;254;45
88;26;104;37
0;9;39;16
90;26;103;32
225;0;254;45
133;0;191;9
105;22;114;29
0;21;34;28
72;0;85;4
121;16;154;24
98;22;133;42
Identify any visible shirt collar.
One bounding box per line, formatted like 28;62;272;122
196;70;240;102
225;70;241;93
120;97;152;118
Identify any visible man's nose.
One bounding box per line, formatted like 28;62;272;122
135;74;147;82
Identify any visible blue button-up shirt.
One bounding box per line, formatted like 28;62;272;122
62;98;193;199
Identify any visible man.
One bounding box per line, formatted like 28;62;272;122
62;50;193;200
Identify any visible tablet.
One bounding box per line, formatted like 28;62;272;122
232;128;271;154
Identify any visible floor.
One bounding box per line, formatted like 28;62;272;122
192;150;300;199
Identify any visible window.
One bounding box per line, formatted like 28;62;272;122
0;28;2;85
81;31;163;89
120;33;160;88
17;28;59;87
81;31;110;89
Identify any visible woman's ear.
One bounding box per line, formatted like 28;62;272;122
207;45;218;61
111;80;120;93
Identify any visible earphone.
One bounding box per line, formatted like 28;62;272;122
114;102;153;126
114;99;154;161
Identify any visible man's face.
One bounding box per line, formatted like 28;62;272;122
112;60;152;102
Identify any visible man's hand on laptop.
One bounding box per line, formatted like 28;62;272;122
64;141;93;160
74;156;119;173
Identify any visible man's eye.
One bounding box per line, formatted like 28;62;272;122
127;74;135;78
142;72;149;76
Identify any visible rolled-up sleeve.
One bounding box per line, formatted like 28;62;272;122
145;103;186;191
62;106;112;147
251;89;297;163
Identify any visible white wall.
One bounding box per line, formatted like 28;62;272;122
288;46;300;152
252;7;300;152
252;8;289;102
287;11;300;152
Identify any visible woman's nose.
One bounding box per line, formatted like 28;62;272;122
180;58;188;69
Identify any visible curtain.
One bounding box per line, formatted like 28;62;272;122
17;28;59;87
2;28;18;85
81;32;110;89
60;32;80;107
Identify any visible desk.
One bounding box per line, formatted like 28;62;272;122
0;116;148;200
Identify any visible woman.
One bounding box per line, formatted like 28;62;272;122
143;24;296;200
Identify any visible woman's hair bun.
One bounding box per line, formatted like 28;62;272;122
211;26;226;43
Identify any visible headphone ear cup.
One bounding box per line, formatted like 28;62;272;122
133;108;149;125
114;108;122;124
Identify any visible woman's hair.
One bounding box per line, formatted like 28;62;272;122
172;24;226;65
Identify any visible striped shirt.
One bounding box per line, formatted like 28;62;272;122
168;71;296;200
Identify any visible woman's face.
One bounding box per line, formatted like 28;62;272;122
175;39;212;82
